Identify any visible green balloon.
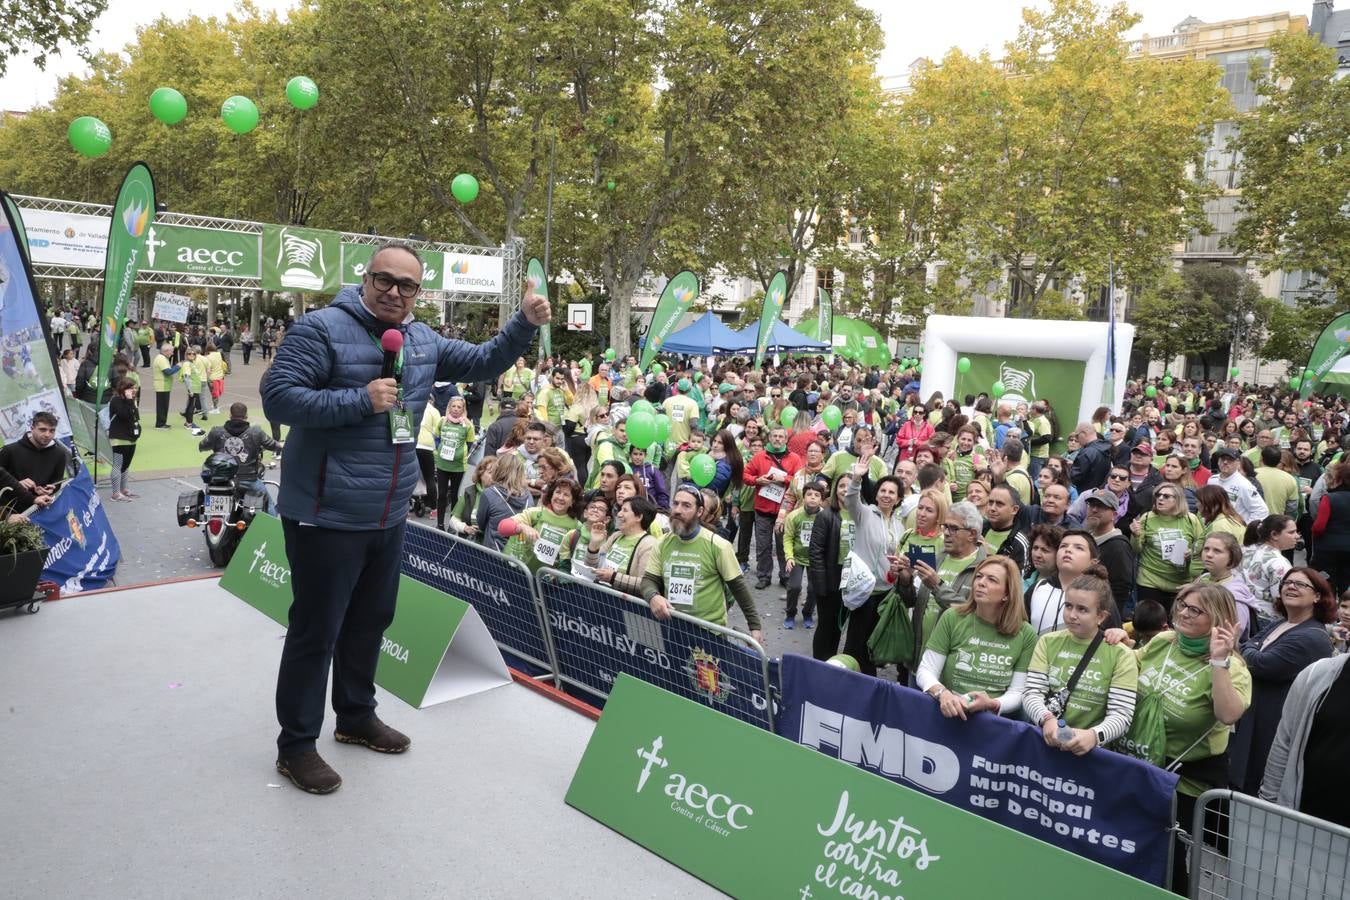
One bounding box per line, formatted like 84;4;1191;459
451;172;479;204
1162;375;1173;387
627;410;657;449
821;405;843;430
653;414;671;444
1145;385;1158;398
604;348;616;361
827;654;859;672
957;357;971;373
650;362;664;375
690;453;717;487
286;75;319;110
1303;368;1314;379
991;381;1006;398
67;116;111;157
630;399;655;417
606;179;617;191
1289;376;1301;390
1229;366;1240;377
915;364;922;374
220;96;259;134
780;406;798;428
149;87;187;125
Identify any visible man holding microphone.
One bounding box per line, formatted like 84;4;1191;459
262;241;549;794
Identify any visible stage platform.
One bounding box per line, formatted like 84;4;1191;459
0;580;723;899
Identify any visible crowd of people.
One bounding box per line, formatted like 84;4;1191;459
414;349;1350;890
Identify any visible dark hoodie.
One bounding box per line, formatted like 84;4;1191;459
198;418;281;481
0;434;71;510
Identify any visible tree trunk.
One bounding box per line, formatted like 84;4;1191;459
206;287;218;326
249;291;261;334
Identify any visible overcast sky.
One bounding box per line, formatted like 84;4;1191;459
0;0;1311;110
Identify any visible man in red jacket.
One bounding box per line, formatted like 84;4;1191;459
742;426;803;589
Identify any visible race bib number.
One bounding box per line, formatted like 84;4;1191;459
759;482;786;504
671;405;686;422
439;427;464;461
534;524;567;565
605;543;632;572
667;562;697;607
1156;527;1187;566
800;522;814;547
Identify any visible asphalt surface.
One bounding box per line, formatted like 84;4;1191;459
99;346;822;659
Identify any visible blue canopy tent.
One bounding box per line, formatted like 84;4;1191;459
738;319;830;353
654;311;752;355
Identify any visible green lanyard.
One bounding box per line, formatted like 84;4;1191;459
370;331;414;444
368;331;406;404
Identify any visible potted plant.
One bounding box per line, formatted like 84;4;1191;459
0;509;48;611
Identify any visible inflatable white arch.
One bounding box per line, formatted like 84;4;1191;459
920;315;1135;423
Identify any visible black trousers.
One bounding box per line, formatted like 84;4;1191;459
811;586;882;676
241;342;253;364
435;469;465;528
416;448;437;512
276;518;406;757
139;345;151;367
736;507;755;566
155;391;170;427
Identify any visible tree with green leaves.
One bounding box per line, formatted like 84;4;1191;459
1231;31;1350;310
0;0;107;77
1130;271;1221;368
947;0;1228;317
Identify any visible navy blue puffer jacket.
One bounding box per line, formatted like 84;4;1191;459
261;288;537;530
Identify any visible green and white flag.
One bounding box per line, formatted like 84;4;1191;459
639;270;699;372
816;286;833;346
1299;312;1350;399
97;163;156;400
527;257;550;358
753;270;787;371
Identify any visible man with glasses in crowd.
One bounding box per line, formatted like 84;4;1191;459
1069;422;1113;494
262;241;549;795
1119;441;1162;531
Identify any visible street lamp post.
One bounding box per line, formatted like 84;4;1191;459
1229;310;1256;383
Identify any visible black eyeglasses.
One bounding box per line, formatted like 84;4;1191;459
942;523;970;533
1108;472;1129;480
368;270;421;299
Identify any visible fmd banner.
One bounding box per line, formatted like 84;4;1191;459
30;466;120;593
776;654;1177;886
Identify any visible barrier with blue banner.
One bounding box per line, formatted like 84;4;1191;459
775;653;1177;886
29;464;120;593
535;567;775;730
400;522;557;677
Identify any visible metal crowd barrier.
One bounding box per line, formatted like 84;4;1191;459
1189;789;1350;900
401;522;560;682
535;567;776;731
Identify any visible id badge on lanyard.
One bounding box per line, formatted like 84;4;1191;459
373;332;413;444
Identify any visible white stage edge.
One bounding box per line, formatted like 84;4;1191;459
0;579;722;899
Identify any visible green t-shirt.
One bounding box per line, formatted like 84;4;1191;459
1254;466;1298;518
1029;416;1052;458
821;451;887;484
152;355;175;392
946;450;983;501
181;358;203;392
837;511;856;564
601;531;644;576
645;526;742;626
928;610;1036;700
662;395;700;447
783;507;817;564
1132;511;1205;589
538;386;569;425
136;326;153;347
1029;630;1139;730
984;528;1010;553
579;358;592;380
435;420;475;472
1134;632;1252;797
504;366;531;398
505;508;581;574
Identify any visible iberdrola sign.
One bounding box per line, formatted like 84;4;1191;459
754;269;787;371
96;163;156;398
640;270;699;372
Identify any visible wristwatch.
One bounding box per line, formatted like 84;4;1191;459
1094;727;1107;746
1210;656;1231;669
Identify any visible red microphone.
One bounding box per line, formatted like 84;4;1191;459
379;329;404;381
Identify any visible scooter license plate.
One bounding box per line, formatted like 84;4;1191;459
206;495;232;516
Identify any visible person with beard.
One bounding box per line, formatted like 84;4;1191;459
642;484;762;644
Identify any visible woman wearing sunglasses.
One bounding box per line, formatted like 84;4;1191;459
1130;484;1206;609
1228;567;1335;796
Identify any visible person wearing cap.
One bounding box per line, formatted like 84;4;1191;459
1211;446;1270;524
1081;487;1137;618
662;378;700;453
1118;440;1162;532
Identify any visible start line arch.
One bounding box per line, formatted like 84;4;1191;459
13;193;523;324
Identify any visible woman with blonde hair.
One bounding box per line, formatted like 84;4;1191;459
477;452;531;551
917;556;1036;719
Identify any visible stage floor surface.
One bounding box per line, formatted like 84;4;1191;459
0;579;724;899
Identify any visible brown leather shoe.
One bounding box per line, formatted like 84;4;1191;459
276;751;342;794
334;715;411;753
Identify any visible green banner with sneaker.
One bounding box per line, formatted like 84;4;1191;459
955;352;1085;454
220;514;510;707
261;224;341;294
566;675;1171;900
